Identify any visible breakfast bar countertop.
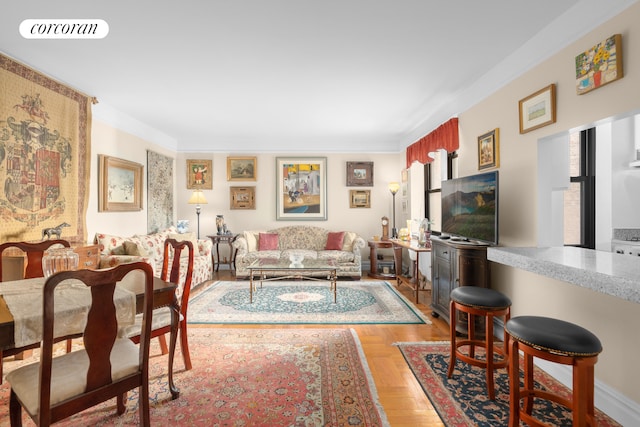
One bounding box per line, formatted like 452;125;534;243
487;246;640;304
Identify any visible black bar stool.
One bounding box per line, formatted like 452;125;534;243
505;316;602;427
448;286;512;400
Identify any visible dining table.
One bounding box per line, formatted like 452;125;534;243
0;272;182;399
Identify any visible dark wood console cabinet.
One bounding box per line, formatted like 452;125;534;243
431;238;489;331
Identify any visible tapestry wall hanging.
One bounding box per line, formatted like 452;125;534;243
147;150;174;233
0;53;93;243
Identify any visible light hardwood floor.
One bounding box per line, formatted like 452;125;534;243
204;270;450;427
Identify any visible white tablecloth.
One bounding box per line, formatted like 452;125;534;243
1;277;136;348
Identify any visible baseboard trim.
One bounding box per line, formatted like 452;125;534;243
494;318;639;425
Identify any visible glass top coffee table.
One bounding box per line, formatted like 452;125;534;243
247;259;338;303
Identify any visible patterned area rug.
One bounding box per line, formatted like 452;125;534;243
188;280;430;324
1;328;389;426
396;341;622;427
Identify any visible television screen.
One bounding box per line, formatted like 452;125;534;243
441;171;498;245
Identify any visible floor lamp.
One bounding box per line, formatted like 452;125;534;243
388;182;400;239
188;190;208;239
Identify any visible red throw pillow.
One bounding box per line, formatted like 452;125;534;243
325;231;345;250
258;233;279;250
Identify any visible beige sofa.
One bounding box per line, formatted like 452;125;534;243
94;226;213;288
233;225;365;279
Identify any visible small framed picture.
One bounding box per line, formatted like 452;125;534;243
346;161;373;187
575;34;623;95
227;156;257;181
230;186;256;210
187;159;212;189
349;190;370;208
478;128;500;170
518;84;556;134
98;155;144;212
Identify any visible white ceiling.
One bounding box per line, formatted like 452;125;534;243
1;0;636;153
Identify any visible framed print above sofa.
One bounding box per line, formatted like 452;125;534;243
276;157;327;220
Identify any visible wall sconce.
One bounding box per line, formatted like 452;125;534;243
388;181;400;239
188;190;208;239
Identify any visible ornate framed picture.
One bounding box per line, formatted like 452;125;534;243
227;156;257;181
518;84;556;134
187;159;212;189
346;161;373;187
276;157;327;220
98;155;144;212
478;129;500;170
230;186;256;210
349;190;370;208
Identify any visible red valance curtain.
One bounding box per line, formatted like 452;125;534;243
406;117;459;168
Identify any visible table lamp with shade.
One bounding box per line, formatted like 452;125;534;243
388;181;400;239
188;190;208;239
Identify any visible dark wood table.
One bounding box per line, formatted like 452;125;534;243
0;275;181;399
208;234;238;272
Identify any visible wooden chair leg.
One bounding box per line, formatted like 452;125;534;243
66;338;72;353
158;334;169;355
523;353;535;414
10;389;23;427
117;392;126;415
180;322;192;370
485;313;495;400
508;338;520;427
447;300;457;378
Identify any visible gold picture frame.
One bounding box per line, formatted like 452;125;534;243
478;129;500;170
187;159;212;189
98;155;144;212
227;156;257;181
576;34;623;95
519;84;556;134
230;186;256;210
349;190;370;208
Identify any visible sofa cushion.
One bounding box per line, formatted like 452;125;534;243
281;249;318;260
123;241;145;256
342;231;357;252
244;231;261;252
325;231;345;250
317;250;355;263
259;233;279;250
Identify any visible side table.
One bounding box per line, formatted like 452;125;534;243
367;240;396;279
208;234;238;272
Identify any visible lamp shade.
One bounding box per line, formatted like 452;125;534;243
188;190;208;205
388;182;400;195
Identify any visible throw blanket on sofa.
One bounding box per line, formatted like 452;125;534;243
233;226;366;279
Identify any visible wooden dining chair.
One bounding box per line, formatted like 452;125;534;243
0;240;72;385
6;262;155;427
123;238;194;371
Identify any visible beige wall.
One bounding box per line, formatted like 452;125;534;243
458;3;640;405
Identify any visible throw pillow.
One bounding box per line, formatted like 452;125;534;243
258;232;279;251
111;245;126;255
342;232;357;251
325;231;345;250
244;231;261;252
123;241;143;256
168;233;200;257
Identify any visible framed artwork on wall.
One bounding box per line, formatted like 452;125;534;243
98;155;144;212
276;157;327;220
478;129;500;170
518;84;556;134
187;159;212;189
575;34;623;95
346;161;373;186
227;156;257;181
230;186;256;209
349;190;370;208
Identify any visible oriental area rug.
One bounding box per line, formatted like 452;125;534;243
0;328;389;427
188;280;430;325
396;341;622;427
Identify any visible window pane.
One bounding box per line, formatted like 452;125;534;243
569;131;581;177
429;193;441;233
429;151;441;190
564;182;581;245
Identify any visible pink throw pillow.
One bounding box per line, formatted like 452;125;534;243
258;233;279;250
325;231;345;250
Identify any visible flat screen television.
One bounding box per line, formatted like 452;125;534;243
441;171;498;245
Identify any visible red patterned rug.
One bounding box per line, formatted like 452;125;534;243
1;328;389;426
397;341;622;427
